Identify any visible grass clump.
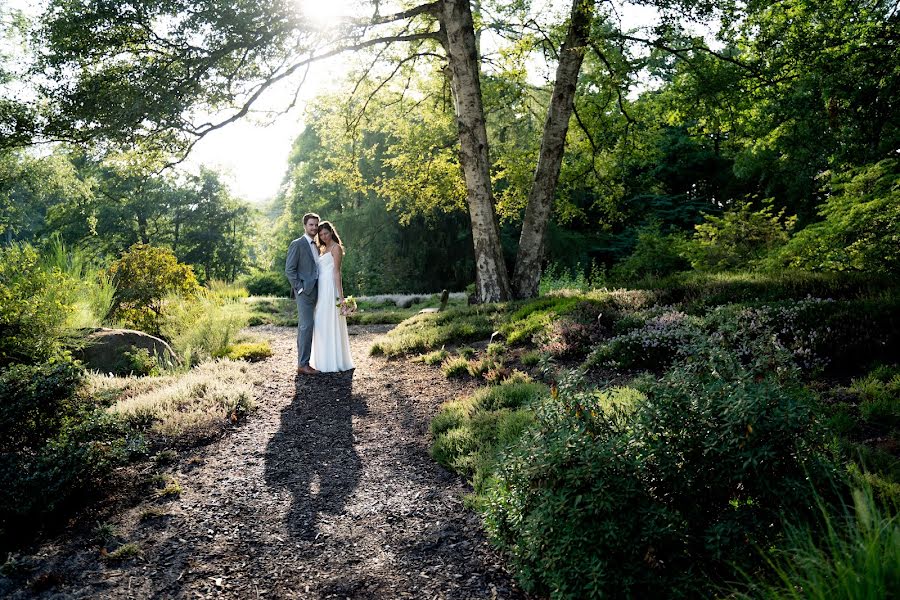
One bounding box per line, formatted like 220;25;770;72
221;341;273;362
154;475;182;498
431;381;546;497
441;356;470;379
369;306;501;357
162;291;250;364
519;350;542;367
98;360;258;440
104;542;142;561
422;348;449;365
739;486;899;600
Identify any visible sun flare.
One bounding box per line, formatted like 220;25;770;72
298;0;355;28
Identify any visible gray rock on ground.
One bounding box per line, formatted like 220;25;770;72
77;328;179;374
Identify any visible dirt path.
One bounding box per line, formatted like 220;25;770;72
8;326;525;599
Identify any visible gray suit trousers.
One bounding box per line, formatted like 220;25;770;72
296;288;317;367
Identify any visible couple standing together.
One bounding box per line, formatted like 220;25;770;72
285;213;354;375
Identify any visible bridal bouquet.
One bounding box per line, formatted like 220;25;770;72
337;296;358;316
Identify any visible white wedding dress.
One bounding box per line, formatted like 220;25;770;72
310;251;354;372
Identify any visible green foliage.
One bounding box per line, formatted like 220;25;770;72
243;271;291;297
854;371;900;430
118;348;163;377
222;341;273;362
779;160;900;275
683;201;797;271
0;358;144;545
431;381;545;496
422;348;449;366
484;356;836;598
0;243;72;367
500;296;579;345
519;350;542;366
161;291;249;364
441;356;470;379
369;306;501;357
108;244;200;334
612;221;690;282
739;487;899;600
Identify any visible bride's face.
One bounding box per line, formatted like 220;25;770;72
319;228;332;244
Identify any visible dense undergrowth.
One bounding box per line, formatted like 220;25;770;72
0;242;270;552
381;271;900;598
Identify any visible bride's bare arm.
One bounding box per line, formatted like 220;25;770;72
332;246;345;301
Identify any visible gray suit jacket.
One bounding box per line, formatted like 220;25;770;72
285;236;319;297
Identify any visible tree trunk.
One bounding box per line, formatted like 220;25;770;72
512;0;593;299
439;0;511;303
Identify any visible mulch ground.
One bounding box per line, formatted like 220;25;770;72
2;325;527;599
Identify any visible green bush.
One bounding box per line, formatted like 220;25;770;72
108;244;201;334
612;221;690;281
243;271;291;297
682;200;796;271
0;359;143;545
484;352;836;598
422;348;449;365
778;159;900;275
222;341;273;362
441;356;470;378
118;348;163;376
161;291;249;364
0;243;72;367
431;381;545;496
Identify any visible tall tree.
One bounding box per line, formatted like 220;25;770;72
512;0;594;298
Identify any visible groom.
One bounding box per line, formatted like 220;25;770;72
285;212;321;375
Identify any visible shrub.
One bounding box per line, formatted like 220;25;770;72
483;352;836;598
519;350;542;366
0;358;143;545
243;271;291;297
0;359;85;454
161;291;249;364
778;159;900;275
118;348;164;377
103;359;258;440
222;341;273;362
369;306;500;357
612;221;690;281
537;301;608;360
431;381;545;496
0;243;72;366
585;309;702;372
682;200;796;271
108;244;200;334
206;280;249;301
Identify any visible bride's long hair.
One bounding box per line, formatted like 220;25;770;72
316;221;345;255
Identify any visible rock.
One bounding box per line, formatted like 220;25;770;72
418;308;439;314
439;289;449;311
77;328;179;375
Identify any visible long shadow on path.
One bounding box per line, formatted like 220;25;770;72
264;369;363;541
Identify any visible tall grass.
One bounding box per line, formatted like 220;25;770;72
160;291;250;364
741;486;899;600
96;359;259;439
40;236;116;329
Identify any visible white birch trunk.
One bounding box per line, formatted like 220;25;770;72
439;0;512;303
512;0;593;298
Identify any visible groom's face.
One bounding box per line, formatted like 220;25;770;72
304;218;319;238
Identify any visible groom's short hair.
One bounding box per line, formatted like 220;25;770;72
302;212;320;225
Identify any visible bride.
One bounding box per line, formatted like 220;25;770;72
310;221;354;372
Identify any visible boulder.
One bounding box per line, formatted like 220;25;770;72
77;328;179;375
